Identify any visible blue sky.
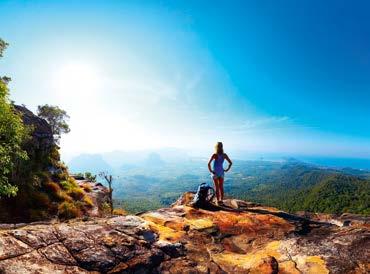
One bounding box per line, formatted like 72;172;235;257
1;0;370;160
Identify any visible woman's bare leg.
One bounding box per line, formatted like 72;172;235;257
219;177;224;200
213;178;221;201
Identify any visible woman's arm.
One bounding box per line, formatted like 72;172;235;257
224;154;233;172
208;154;215;174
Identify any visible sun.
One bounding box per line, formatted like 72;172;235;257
52;62;101;99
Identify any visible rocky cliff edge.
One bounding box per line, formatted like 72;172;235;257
0;192;368;274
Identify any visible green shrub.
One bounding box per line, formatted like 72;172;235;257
49;145;60;163
60;178;78;191
101;202;112;215
60;180;69;190
0;60;29;197
58;201;81;219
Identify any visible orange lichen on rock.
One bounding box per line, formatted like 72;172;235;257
141;211;186;242
279;260;301;274
210;241;281;272
184;206;295;237
211;240;329;274
296;256;329;274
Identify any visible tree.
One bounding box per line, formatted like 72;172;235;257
99;172;115;214
37;104;70;143
0;39;29;197
84;172;97;182
0;39;8;57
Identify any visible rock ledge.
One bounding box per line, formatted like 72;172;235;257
0;192;368;274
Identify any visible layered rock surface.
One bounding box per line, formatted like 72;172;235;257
0;192;368;273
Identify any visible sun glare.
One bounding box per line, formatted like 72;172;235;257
52;62;101;98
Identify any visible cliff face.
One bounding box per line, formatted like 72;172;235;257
13;105;54;148
13;104;55;169
0;106;107;223
0;193;368;274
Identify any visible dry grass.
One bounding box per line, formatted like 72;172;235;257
113;208;127;216
81;183;92;193
56;190;73;202
58;201;81;219
67;188;85;201
44;182;61;194
83;195;94;208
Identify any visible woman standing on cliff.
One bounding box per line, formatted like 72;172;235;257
208;142;232;205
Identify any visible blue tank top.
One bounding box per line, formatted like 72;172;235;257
213;153;225;176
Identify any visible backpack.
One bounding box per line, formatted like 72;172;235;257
192;183;215;208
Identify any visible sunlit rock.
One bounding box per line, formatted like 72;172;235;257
0;192;368;273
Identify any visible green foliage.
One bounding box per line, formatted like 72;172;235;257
60;177;79;191
229;165;370;215
0;39;7;57
0;39;92;221
37;104;70;143
0;46;29;197
114;198;164;214
281;175;370;215
84;172;97;182
58;201;81;219
100;202;112;215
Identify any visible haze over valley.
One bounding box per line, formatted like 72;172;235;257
68;150;370;214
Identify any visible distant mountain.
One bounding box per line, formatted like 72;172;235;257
102;150;147;168
68;154;113;173
143;152;165;167
102;148;189;169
